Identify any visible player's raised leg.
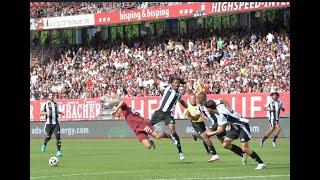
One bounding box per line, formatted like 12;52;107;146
137;132;155;149
148;131;171;149
141;139;153;149
151;131;171;139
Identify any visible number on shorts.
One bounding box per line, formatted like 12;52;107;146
144;126;152;133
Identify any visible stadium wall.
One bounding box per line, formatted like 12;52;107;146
30;118;290;139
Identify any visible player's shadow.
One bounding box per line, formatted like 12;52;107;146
167;161;195;164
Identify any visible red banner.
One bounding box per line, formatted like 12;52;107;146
30;92;290;121
122;92;290;120
30;99;102;121
94;2;289;26
94;3;201;25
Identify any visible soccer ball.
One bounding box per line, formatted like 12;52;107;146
48;157;59;167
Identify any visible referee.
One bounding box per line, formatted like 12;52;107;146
150;63;188;160
40;92;64;157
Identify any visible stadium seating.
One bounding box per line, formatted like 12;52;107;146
30;28;290;99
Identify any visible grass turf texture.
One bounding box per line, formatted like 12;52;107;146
31;138;289;180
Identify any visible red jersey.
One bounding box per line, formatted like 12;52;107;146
120;103;146;130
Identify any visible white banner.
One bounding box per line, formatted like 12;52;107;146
30;14;95;30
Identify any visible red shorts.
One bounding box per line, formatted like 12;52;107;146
135;122;155;142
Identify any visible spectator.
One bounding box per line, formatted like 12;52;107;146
266;32;274;44
210;36;217;50
250;33;257;43
217;37;225;50
188;39;195;52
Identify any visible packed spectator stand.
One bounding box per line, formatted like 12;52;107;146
30;25;290;100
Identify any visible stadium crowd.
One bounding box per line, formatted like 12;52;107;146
30;28;290;99
30;2;190;18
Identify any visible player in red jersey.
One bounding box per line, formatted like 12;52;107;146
111;101;172;149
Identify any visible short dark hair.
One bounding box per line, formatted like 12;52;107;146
270;92;279;97
205;100;217;109
46;92;54;99
170;77;186;84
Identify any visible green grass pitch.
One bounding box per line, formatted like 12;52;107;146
31;138;290;180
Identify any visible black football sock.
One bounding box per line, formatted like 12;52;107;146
44;136;51;145
57;140;61;151
172;132;182;153
262;136;268;142
250;151;264;164
230;144;244;157
272;135;278;143
207;145;217;155
55;133;61;151
203;141;210;153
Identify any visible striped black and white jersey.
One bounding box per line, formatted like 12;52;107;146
42;100;59;125
215;104;251;140
199;105;217;125
213;101;249;126
199;100;226;125
157;81;182;112
264;100;283;121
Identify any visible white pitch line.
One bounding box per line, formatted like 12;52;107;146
30;167;222;179
150;174;290;180
30;170;151;179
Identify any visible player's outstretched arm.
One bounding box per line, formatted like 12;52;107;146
152;63;161;85
207;125;226;137
111;101;125;116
